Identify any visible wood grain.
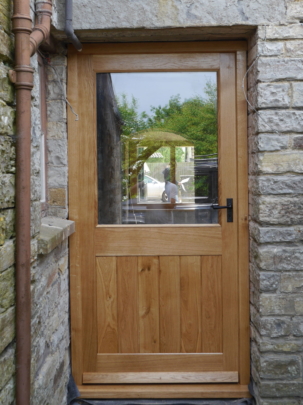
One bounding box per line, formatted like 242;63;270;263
83;371;238;384
236;50;250;385
117;257;139;353
96;257;118;353
93;53;220;73
201;256;222;353
78;384;250;399
180;256;201;353
138;257;160;353
159;256;180;353
95;226;222;256
96;353;223;372
73;41;247;55
219;53;239;371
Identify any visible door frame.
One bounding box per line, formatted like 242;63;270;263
67;41;250;399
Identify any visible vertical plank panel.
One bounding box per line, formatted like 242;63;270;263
117;257;139;353
201;256;222;353
236;50;250;384
138;257;160;353
96;257;118;353
159;256;180;353
219;53;239;371
180;256;201;353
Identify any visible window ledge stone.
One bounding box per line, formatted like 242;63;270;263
38;217;75;255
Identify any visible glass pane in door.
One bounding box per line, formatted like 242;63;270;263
97;72;218;225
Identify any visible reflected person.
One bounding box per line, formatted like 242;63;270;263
162;163;180;203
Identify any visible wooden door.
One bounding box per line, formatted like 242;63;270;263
68;42;250;399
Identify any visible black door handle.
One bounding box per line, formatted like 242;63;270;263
211;198;233;222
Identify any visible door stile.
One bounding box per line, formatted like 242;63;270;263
236;50;250;385
218;53;239;372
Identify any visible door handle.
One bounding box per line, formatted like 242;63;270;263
211;198;233;223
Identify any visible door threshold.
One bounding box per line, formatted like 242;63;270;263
78;384;250;400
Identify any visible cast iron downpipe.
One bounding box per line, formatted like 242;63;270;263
65;0;82;51
11;1;52;404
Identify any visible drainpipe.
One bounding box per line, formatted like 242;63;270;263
11;1;52;404
65;0;82;51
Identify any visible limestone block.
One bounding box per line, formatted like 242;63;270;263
0;174;15;209
0;344;15;391
48;206;68;219
260;295;296;316
287;1;303;23
257;196;303;225
0;63;13;104
292;317;303;336
48;165;67;188
260;317;292;338
47;80;63;101
0;307;15;352
250;134;289;152
0;266;14;313
258;83;290;108
258;58;303;82
258;111;303;133
260;272;280;292
0;30;13;61
0;101;14;136
31;176;41;202
0;240;14;273
255;175;303;194
47;138;67;166
285;41;303;57
31;201;41;238
292;135;303;149
259;339;303;353
294;298;303;315
0;136;15;174
47;100;66;122
259;381;303;398
66;0;287;31
38;217;75;255
259;400;300;405
1;209;14;240
0;0;12;33
250;224;297;243
260;356;301;379
46;65;66;83
0;376;14;405
47;121;66;139
265;24;303;40
292;82;303;107
48;188;66;207
255;243;303;270
259;152;303;174
281;273;303;293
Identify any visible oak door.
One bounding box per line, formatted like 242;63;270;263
68;42;250;399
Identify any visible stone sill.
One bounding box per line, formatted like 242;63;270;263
38;217;75;255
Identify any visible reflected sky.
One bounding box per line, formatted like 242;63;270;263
111;72;217;115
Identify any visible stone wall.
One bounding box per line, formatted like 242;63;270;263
0;1;71;403
0;0;16;402
248;18;303;405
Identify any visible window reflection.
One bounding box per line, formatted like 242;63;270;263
97;72;218;225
